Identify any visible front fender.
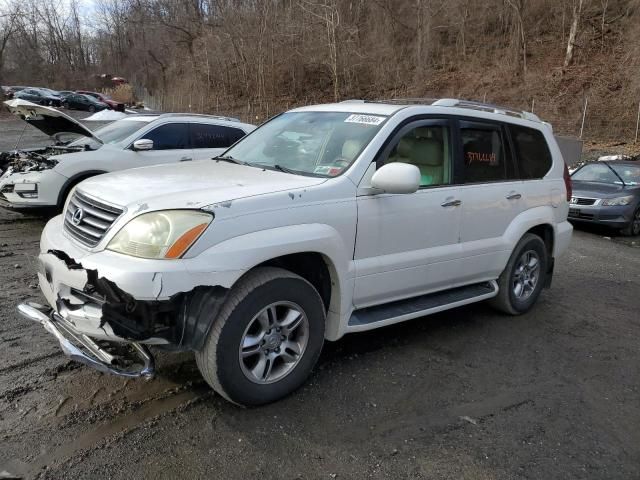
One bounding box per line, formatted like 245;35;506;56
186;223;355;340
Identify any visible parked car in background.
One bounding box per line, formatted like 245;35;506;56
0;99;255;209
62;93;109;112
76;90;125;111
569;160;640;235
14;88;62;106
17;98;573;406
3;86;28;99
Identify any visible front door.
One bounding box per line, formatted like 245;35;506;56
132;122;194;165
353;119;463;308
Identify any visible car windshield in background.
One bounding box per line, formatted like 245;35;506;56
572;162;640;185
68;120;150;147
223;111;387;177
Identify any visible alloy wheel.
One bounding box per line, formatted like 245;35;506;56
239;301;309;384
512;250;540;301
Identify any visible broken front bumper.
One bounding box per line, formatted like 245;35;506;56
21;215;234;378
17;301;155;378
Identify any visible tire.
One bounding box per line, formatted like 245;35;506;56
61;102;68;109
88;105;96;113
195;267;326;406
489;233;548;315
620;207;640;236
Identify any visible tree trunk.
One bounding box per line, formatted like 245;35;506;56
564;0;584;68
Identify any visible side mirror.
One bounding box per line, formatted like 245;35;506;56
371;162;420;194
133;139;153;151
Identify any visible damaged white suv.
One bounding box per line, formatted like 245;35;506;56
19;99;573;406
0;99;254;210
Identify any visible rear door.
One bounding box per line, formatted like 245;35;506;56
455;120;523;283
189;123;247;160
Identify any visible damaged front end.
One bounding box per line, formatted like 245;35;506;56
0;145;82;175
18;248;229;379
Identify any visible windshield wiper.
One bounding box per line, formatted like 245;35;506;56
603;162;626;186
271;164;299;174
214;155;246;165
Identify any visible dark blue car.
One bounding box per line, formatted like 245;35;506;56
569;161;640;236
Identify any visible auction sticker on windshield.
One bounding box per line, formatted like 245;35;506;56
344;114;386;125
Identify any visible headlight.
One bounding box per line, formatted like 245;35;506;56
108;210;213;259
601;195;634;206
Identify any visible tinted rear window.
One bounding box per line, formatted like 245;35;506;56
190;123;246;149
509;125;552;179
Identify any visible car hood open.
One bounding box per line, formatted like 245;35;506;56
4;99;102;143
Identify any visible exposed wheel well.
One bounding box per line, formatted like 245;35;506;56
256;252;334;312
57;171;107;210
526;224;554;257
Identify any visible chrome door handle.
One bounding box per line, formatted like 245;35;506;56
441;199;462;207
180;157;192;162
506;192;522;200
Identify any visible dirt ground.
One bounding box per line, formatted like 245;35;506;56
1;119;639;480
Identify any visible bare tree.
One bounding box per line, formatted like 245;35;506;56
564;0;585;68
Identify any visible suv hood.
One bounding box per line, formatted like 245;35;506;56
77;160;327;210
4;99;102;143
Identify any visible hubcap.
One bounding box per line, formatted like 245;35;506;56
239;301;309;384
512;250;540;301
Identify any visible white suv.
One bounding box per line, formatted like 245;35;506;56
0;99;255;209
19;99;573;406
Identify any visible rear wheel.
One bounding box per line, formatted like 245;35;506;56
88;105;96;113
195;267;325;406
490;233;548;315
620;207;640;236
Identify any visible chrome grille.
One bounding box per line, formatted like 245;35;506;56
572;197;596;206
64;190;123;247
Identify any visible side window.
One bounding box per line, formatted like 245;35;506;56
139;123;189;150
509;125;552;179
190;124;246;149
461;123;513;183
383;124;452;187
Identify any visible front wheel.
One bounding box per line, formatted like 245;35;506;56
195;267;326;406
620;207;640;236
88;105;96;113
489;233;548;315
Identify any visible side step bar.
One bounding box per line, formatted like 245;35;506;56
17;302;155;378
348;281;498;331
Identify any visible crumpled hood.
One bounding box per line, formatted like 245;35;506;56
77;160;327;210
4;99;101;142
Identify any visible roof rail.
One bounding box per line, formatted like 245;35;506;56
432;98;541;122
368;97;541;123
158;112;241;122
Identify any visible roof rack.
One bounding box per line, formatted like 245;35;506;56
366;97;541;123
158;112;241;123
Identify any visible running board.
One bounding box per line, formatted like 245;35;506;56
347;281;498;331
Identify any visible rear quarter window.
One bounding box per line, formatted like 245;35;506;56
509;125;552;179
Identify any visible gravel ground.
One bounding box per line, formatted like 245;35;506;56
1;116;639;480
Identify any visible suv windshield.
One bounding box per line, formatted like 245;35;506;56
572;163;640;185
68;119;151;147
223;111;387;177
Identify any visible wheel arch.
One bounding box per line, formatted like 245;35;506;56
56;170;107;209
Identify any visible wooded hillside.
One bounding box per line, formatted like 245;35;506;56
1;0;639;141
